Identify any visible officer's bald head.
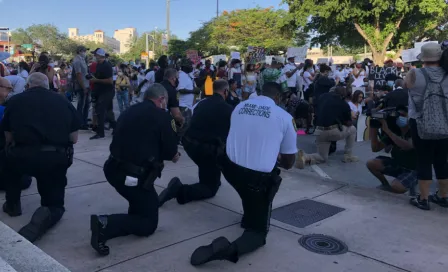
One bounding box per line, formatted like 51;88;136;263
27;72;49;90
213;79;229;94
261;82;282;99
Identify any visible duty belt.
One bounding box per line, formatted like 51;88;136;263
316;125;339;131
109;155;149;177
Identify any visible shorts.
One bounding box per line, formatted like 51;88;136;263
377;156;417;189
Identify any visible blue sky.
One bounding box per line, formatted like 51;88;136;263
0;0;287;39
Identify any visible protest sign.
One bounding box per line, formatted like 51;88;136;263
401;48;419;63
186;50;201;65
246;46;265;64
230;51;240;60
369;66;398;87
287;46;308;63
414;41;438;51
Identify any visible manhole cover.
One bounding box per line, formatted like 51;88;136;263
271;199;345;228
299;234;348;255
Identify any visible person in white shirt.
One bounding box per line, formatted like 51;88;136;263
4;75;26;99
228;60;243;99
18;61;30;79
135;62;156;102
334;65;346;83
282;56;300;94
177;58;200;140
190;82;297;266
301;60;315;101
348;90;364;122
352;63;366;87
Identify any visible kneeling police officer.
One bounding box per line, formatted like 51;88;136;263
158;79;233;206
2;73;79;242
189;82;297;266
90;83;180;256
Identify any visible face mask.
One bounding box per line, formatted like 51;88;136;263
92;57;97;62
118;72;124;76
396;116;408;128
80;52;87;58
387;81;394;87
49;63;55;68
235;64;240;69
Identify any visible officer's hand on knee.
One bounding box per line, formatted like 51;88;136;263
172;152;181;163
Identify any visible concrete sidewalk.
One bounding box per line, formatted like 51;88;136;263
0;131;447;272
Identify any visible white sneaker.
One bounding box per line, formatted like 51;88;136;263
342;154;359;163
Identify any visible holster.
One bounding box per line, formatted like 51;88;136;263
139;160;164;191
66;145;74;167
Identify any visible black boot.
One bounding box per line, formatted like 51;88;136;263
18;206;52;242
158;177;182;207
2;201;22;217
90;215;110;256
190;236;236;266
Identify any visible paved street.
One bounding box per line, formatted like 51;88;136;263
0;128;447;272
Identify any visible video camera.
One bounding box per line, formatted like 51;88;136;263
369;107;403;137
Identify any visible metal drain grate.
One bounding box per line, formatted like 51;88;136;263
271;199;344;228
299;234;348;255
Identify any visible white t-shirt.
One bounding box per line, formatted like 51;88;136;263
249;92;259;99
348;101;362;115
352;70;366;87
334;70;346;82
177;70;195;109
19;69;29;79
302;71;313;92
282;63;298;88
143;70;155;91
226;96;298;173
4;75;26;97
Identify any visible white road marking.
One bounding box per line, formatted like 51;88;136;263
310;165;332;179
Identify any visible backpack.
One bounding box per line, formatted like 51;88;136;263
415;68;448;139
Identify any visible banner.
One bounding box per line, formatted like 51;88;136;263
370;66;398;87
246;46;265;64
230;51;240;60
401;48;419;63
287;46;308;63
414;41;438;51
211;55;227;64
186;49;201;65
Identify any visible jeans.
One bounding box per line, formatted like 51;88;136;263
116;90;129;113
76;89;91;126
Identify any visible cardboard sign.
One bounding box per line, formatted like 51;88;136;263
186;49;201;65
287;46;308;63
369;66;398;87
246;46;265;64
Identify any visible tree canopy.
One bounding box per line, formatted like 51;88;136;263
122;29;174;62
283;0;448;64
167;7;307;58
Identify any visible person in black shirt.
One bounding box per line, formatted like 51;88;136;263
380;78;409;109
161;68;184;127
296;86;358;168
313;64;336;103
155;55;169;83
158;79;233;207
90;83;180;256
226;79;240;108
2;72;80;243
90;48;114;140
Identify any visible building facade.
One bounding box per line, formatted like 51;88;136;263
113;28;138;54
68;28;121;53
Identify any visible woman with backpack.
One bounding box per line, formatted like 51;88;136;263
406;42;448;210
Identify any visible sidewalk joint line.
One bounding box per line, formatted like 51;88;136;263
94;222;239;272
310;185;347;199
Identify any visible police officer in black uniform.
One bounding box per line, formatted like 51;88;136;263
158;79;233;206
90;83;180;256
189;82;297;266
2;72;80;242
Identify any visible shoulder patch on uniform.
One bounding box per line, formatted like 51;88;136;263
292;119;298;131
171;119;177;133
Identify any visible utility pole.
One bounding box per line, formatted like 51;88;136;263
216;0;219;17
166;0;170;44
145;33;149;68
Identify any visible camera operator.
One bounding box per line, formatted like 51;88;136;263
367;106;417;193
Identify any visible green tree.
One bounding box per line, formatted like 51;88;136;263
167;39;191;57
207;7;297;55
122;30;175;62
283;0;448;65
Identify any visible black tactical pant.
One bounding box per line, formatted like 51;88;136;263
102;157;159;239
176;137;221;204
4;147;69;226
94;90;115;137
221;156;282;262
